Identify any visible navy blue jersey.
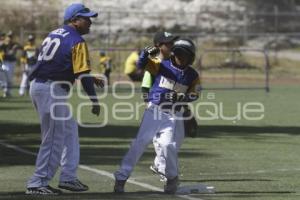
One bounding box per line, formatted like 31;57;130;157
33;25;91;83
1;42;20;62
144;58;200;105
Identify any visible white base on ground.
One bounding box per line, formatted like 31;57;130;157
176;184;215;195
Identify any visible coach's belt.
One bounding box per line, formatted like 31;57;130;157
34;78;70;92
148;102;183;114
35;78;53;83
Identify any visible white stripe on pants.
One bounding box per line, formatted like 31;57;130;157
0;65;7;89
27;80;79;188
19;64;35;95
2;61;16;95
153;118;184;175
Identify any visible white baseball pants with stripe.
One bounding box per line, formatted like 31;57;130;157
152;117;184;176
1;61;16;95
19;64;35;95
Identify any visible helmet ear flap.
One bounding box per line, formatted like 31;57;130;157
172;46;195;65
189;54;195;65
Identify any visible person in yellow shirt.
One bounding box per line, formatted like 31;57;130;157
1;31;22;97
0;32;4;64
0;32;7;94
98;51;112;85
124;50;143;81
19;35;39;96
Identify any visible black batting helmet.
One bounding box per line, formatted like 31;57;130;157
171;39;196;65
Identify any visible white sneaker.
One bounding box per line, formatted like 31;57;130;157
25;186;62;195
58;179;88;192
19;91;25;96
2;92;11;98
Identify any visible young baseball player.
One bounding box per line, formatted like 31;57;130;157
26;3;101;195
124;49;143;81
0;32;4;65
98;50;112;85
114;38;200;194
1;31;22;97
19;35;39;96
0;33;5;92
141;31;179;182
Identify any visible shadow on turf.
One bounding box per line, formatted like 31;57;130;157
1;121;300;166
216;191;295;194
1;121;300;138
0;98;32;103
181;178;274;182
0;106;31;111
0;191;167;200
197;125;300;137
206;191;296;199
0;122;218;166
0;190;295;200
79;125;300;138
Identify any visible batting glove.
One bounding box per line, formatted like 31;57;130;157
144;46;160;56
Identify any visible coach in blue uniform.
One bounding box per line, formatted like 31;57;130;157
26;4;101;195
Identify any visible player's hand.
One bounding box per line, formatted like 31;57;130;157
91;104;100;116
94;77;104;88
144;46;159;56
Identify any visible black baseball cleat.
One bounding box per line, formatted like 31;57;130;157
58;179;89;192
164;176;179;194
114;179;127;193
25;185;62;195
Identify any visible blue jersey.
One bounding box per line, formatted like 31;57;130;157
33;25;91;83
143;58;201;105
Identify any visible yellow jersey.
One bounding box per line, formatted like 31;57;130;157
124;51;139;75
99;55;111;73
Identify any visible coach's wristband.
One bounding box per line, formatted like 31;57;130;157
81;76;98;101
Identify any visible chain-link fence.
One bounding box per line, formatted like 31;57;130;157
2;7;300;89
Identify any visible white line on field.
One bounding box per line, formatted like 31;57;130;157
0;141;37;156
0;140;203;200
79;165;164;192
